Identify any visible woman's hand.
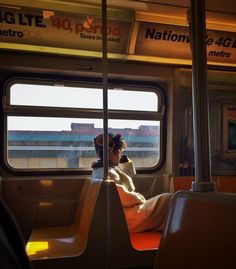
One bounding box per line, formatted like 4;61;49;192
119;154;129;163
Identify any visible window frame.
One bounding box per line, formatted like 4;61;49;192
3;76;166;175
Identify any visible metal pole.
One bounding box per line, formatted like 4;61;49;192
190;0;215;191
102;2;111;269
102;0;109;181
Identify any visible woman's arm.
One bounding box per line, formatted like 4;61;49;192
116;184;146;207
118;157;136;177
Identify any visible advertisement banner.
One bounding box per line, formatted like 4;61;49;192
0;7;131;53
135;22;236;64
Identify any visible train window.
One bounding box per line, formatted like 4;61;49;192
5;80;164;171
10;83;157;112
10;83;103;109
7;116;103;169
108;89;158;111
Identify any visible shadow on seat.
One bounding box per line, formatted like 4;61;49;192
154;190;236;269
0;199;32;269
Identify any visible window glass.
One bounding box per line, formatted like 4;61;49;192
10;84;158;111
108;89;158;111
10;84;103;109
6;80;164;171
7;117;160;169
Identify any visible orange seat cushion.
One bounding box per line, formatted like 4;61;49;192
172;177;194;191
216;176;236;193
129;231;161;250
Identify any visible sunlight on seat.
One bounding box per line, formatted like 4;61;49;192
26;241;49;255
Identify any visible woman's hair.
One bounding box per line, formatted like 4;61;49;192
94;133;127;159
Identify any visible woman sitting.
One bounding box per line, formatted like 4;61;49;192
91;133;172;233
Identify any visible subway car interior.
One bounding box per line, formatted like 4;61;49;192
0;0;236;268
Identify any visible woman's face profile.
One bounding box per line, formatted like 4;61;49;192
109;149;122;166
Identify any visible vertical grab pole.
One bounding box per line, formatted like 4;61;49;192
102;0;109;181
102;1;111;269
190;0;215;191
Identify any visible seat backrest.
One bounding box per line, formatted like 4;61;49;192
170;176;194;192
0;199;32;269
216;176;236;193
154;190;236;269
170;176;218;192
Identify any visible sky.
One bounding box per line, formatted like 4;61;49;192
8;83;159;131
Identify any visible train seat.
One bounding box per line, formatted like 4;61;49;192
154;190;236;269
169;176;194;192
106;180;157;268
170;175;236;193
170;176;218;192
130;231;161;250
27;179;156;269
215;175;236;193
27;177;99;259
0;199;32;269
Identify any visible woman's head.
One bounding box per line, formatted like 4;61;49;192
94;133;127;166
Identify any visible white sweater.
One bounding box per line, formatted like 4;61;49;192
92;162;172;232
